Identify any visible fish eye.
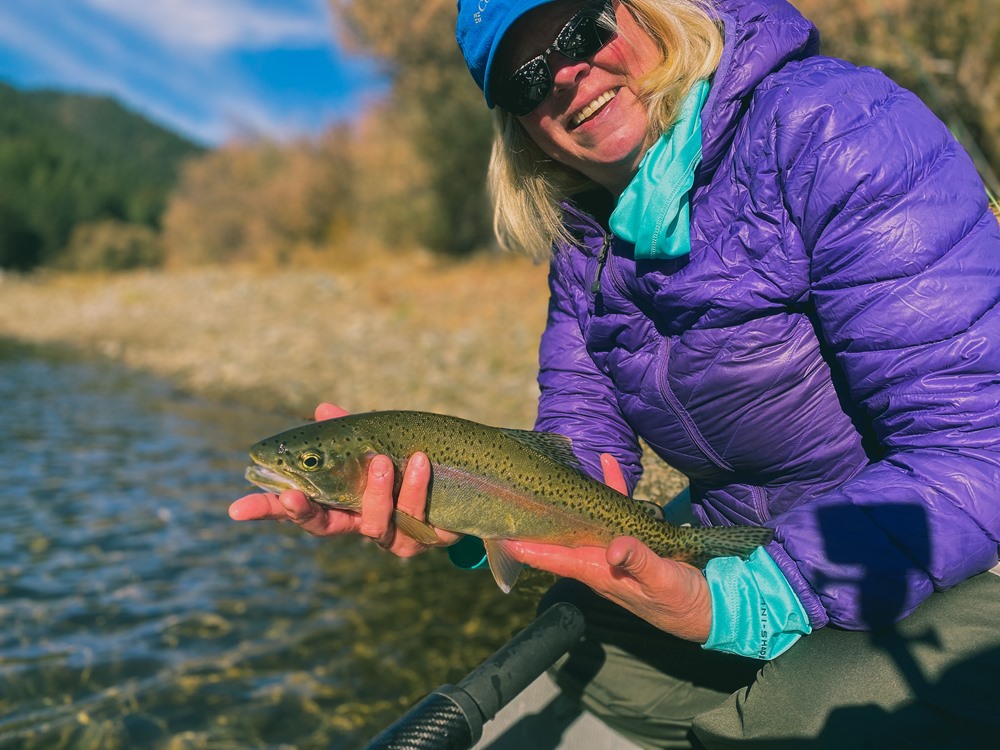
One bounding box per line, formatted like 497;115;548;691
299;451;324;471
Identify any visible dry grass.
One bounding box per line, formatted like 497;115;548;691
0;254;546;423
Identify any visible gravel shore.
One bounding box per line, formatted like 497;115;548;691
0;253;686;499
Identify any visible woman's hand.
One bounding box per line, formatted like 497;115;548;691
508;454;713;643
229;402;461;557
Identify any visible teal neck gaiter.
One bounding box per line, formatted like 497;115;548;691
609;80;710;260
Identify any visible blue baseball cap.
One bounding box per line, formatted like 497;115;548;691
456;0;558;108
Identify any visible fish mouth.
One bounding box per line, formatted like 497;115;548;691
245;464;305;495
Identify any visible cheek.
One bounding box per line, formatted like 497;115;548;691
520;111;576;161
610;7;663;74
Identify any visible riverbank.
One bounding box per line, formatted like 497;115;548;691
0;256;688;500
0;255;547;424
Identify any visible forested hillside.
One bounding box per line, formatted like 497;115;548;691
0;81;202;270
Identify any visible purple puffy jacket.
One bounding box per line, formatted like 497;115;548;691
534;0;1000;630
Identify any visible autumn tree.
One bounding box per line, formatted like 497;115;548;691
331;0;495;254
161;129;355;266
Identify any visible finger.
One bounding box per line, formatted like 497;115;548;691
277;489;345;535
600;453;628;494
229;492;287;521
278;489;315;520
358;455;396;544
315;402;350;421
395;452;430;519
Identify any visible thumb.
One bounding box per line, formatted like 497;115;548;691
314;402;349;421
606;537;654;579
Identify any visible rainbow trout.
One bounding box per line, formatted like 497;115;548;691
245;411;773;592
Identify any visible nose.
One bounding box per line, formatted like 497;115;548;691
549;55;590;94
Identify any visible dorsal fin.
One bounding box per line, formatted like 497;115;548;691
499;429;582;471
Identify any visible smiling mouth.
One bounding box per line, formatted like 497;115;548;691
572;88;619;127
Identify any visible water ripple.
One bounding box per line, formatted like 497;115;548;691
0;343;534;749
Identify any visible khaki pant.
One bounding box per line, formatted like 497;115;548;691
540;571;1000;749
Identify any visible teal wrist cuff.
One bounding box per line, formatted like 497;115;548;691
446;536;489;570
702;547;812;660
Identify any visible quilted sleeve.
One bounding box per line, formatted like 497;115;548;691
767;61;1000;629
534;250;644;490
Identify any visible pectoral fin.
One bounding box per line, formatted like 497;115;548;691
484;540;523;594
393;511;440;545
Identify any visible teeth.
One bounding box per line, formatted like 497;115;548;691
572;89;618;126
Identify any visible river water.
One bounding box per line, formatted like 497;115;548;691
0;342;534;750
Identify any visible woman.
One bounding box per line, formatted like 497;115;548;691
232;0;1000;746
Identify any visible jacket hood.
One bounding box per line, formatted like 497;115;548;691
701;0;820;171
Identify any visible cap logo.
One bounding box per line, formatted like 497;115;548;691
474;0;491;23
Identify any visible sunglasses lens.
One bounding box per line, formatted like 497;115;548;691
558;10;613;60
501;57;552;116
495;1;614;115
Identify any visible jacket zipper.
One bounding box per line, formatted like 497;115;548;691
582;220;767;521
603;235;631;298
590;233;612;295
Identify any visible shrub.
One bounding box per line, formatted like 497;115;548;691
57;220;163;271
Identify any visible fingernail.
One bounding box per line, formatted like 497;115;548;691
372;457;390;479
411;453;426;470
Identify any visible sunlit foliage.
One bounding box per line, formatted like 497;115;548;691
57;220;163;272
161;130;355;267
332;0;495;254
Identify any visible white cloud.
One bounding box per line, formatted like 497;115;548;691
0;0;378;144
80;0;333;54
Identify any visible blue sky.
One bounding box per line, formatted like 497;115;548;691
0;0;388;146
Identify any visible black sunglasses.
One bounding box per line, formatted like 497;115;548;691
493;0;616;117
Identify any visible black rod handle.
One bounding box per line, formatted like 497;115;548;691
363;602;585;750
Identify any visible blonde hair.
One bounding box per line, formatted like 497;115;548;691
488;0;724;258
